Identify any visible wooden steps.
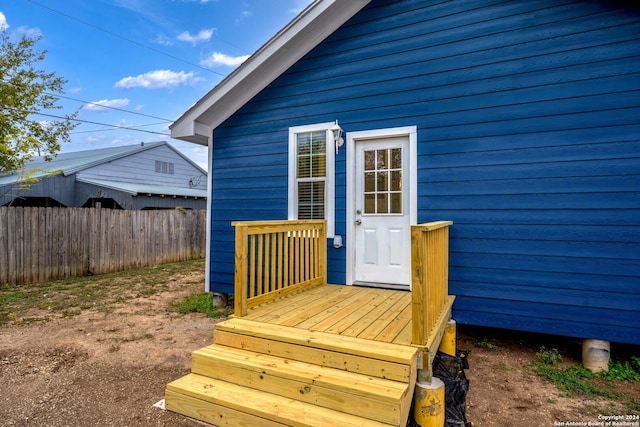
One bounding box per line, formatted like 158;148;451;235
165;318;418;426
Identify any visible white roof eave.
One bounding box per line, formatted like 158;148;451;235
170;0;371;145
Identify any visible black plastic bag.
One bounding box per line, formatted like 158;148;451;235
432;350;472;427
407;350;472;427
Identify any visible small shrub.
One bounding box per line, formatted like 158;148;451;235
603;356;640;382
475;337;496;350
537;346;563;366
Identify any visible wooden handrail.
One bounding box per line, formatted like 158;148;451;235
411;221;453;347
232;220;327;317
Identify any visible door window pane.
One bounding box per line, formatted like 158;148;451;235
362;147;402;215
364;172;376;192
390;193;402;214
390;171;402;191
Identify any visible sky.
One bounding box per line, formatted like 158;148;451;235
0;0;314;170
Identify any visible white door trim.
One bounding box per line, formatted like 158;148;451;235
346;126;418;287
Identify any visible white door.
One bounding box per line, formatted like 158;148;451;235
353;135;411;287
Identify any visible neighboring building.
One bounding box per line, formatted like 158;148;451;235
170;0;639;344
0;141;207;210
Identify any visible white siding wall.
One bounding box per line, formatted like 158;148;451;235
77;145;207;190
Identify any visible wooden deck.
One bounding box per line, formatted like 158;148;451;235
166;220;454;427
244;284;415;344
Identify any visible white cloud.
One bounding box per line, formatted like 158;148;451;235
201;52;249;68
153;34;173;46
83;98;131;111
17;25;42;38
114;70;203;89
177;28;213;45
235;9;252;24
0;12;9;30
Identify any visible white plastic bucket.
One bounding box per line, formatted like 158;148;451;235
582;339;610;373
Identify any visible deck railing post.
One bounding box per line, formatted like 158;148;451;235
319;220;327;286
234;223;249;317
411;221;453;349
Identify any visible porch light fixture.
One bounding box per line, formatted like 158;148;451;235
331;120;344;154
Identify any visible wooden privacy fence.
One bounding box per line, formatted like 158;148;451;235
0;207;206;286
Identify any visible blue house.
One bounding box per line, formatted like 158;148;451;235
171;0;639;345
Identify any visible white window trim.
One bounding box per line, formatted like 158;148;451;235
288;122;336;238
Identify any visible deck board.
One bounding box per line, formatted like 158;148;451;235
244;284;413;346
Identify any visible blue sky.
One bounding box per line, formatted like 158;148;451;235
1;0;314;169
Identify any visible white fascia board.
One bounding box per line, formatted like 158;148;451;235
170;0;371;145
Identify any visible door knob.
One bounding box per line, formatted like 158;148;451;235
355;219;362;225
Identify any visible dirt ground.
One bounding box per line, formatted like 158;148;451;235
1;264;638;427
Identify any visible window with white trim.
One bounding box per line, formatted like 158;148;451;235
288;123;335;238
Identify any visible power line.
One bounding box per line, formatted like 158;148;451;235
4;107;171;137
70;121;169;135
52;93;174;122
23;0;229;78
1;80;174;123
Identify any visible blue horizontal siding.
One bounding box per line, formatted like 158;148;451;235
207;0;640;343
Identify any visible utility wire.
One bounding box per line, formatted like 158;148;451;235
70;121;169;135
1;80;174;123
52;93;174;122
4;107;171;137
23;0;229;78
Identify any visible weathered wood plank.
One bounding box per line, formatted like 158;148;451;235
0;207;205;286
0;208;7;285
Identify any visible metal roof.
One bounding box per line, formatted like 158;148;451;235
76;178;206;198
0;141;205;185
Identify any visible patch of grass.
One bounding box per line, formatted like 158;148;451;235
528;352;640;405
603;356;640;382
529;362;618;399
626;398;640;413
475;336;497;351
170;292;231;318
0;259;205;324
